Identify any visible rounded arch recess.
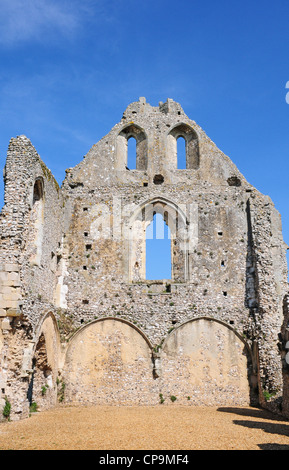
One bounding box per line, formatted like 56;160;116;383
66;316;153;351
62;317;158;405
159;316;253;406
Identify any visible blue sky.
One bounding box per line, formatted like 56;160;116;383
0;0;288;276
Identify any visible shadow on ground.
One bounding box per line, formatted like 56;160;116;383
217;407;289;450
258;444;289;450
217;407;288;421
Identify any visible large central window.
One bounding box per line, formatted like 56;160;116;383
127;197;189;284
146;213;171;280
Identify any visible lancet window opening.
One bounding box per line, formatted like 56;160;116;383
30;177;44;266
116;124;148;171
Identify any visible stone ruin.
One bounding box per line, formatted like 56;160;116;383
0;97;288;421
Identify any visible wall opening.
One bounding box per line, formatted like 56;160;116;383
153;174;164;185
146;213;171;280
127;136;137;170
168;123;199;170
128;198;189;283
227;176;241;187
27;315;60;412
33;179;43;203
116;124;148;171
27;333;53;411
30;178;44;266
177;136;186;169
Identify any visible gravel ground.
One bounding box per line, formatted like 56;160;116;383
0;405;289;450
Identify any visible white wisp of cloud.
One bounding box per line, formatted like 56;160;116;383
0;0;83;45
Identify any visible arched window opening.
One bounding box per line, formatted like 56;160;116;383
177;136;186;169
30;178;44;266
128;198;189;284
116;124;148;171
127;136;137;170
33;179;43;203
168;123;199;170
146;213;171;280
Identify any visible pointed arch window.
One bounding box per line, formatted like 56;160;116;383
116;124;148;171
168;123;199;170
128;198;189;284
33;178;43;204
30;177;44;266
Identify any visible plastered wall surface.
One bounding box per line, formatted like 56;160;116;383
63;319;158;405
159;318;250;406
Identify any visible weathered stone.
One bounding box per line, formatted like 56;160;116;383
0;98;288;421
1;318;11;331
4;264;19;272
6;309;21;317
0;309;6;318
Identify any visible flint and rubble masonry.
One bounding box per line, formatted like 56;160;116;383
0;98;288;421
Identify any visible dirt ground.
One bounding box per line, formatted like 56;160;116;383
0;405;289;450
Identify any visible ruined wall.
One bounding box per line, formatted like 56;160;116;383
58;98;288;410
61;317;253;407
247;196;288;410
59;98;253;340
281;294;289;417
0;328;4;412
0;136;64;419
0;98;288;420
0;136;64;323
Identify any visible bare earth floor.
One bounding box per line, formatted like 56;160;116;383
0;405;289;450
